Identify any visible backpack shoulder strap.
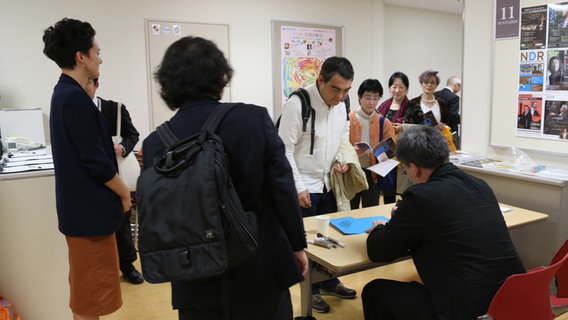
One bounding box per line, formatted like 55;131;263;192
202;103;239;133
290;88;312;132
296;88;316;154
156;121;179;148
343;95;350;121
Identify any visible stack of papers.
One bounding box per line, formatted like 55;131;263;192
1;149;54;174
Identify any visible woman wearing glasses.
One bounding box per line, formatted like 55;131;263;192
349;79;395;208
410;70;450;129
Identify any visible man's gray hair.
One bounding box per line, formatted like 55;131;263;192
395;126;450;169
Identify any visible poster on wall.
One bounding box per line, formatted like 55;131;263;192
547;3;568;48
279;26;336;101
519;50;545;91
546;49;568;90
516;94;542;136
520;5;547;49
543;98;568;138
271;21;343;117
516;3;568;141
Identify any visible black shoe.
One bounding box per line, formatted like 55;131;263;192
319;282;356;299
123;268;144;284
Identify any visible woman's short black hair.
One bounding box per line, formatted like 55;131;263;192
42;18;96;69
388;72;409;90
357;79;384;98
155;36;233;110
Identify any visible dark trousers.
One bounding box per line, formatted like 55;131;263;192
301;189;341;294
351;170;396;209
362;279;436;320
178;289;290;320
351;170;379;209
381;171;397;204
116;210;137;273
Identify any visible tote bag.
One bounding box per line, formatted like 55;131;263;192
112;102;140;191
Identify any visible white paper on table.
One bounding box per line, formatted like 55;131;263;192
500;206;513;213
366;158;399;177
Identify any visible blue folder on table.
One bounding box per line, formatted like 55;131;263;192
330;215;390;235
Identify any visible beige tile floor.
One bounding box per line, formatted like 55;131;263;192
101;258;419;320
101;257;568;320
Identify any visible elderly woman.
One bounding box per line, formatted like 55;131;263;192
349;79;395;207
409;70;449;130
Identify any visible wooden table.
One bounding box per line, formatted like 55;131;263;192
299;203;548;316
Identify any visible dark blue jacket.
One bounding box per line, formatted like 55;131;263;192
49;74;124;236
142;100;307;308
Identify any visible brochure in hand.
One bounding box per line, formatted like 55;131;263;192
355;136;399;177
354;136;396;159
423;111;438;126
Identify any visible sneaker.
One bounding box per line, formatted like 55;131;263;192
319;282;357;299
312;294;330;313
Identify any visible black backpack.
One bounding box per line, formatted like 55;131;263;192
136;103;258;283
275;88;350;154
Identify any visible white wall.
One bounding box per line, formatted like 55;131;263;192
461;0;493;157
383;5;464;99
0;0;373;145
0;0;462;150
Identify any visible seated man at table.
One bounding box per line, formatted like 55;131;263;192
362;125;525;320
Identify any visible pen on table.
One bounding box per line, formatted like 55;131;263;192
308;238;333;249
317;233;346;248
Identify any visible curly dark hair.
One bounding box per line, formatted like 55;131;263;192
42;18;96;69
154;36;233;110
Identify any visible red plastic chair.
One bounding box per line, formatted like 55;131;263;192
477;241;568;320
550;240;568;316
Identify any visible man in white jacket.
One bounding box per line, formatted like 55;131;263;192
278;56;357;313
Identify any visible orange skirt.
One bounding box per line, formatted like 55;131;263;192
66;234;122;316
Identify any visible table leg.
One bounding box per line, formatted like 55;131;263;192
300;261;313;316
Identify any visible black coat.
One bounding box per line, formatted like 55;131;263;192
141;100;306;308
434;88;460;132
366;163;525;319
97;97;139;155
410;95;450;127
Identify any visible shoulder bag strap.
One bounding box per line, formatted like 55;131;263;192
156;103;237;149
202;103;238;133
116;102;122;136
156;122;179;148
